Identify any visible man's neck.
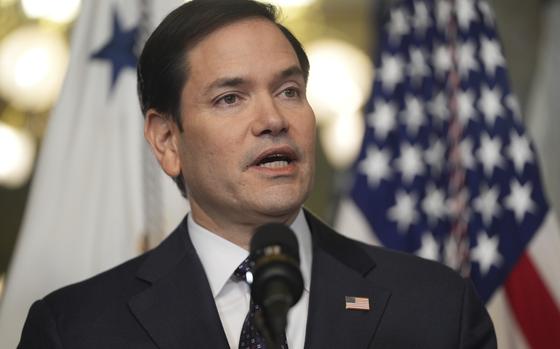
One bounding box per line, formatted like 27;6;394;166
188;203;301;250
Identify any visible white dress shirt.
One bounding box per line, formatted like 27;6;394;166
188;210;312;349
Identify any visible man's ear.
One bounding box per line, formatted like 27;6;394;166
144;109;182;177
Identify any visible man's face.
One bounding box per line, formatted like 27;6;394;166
175;18;316;227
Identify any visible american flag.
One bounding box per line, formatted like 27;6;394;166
336;0;560;347
345;296;371;311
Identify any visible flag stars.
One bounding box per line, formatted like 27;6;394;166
478;86;504;127
480;37;505;76
416;233;439;261
386;8;410;44
456;0;477;30
358;146;392;187
429;92;449;125
422;184;447;226
90;9;139;90
446;188;471;220
506;94;522;121
473;185;501;226
425;138;446;176
507;131;533;174
436;0;452;28
396;143;425;184
444;236;461;270
457;90;477;126
412;1;431;37
367;100;397;140
505;180;536;223
457;41;479;77
388;191;419;233
408;47;430;86
434;45;452;78
476;133;505;177
460;138;476;170
478;1;495;26
378;53;405;93
471;231;503;275
401;95;425;136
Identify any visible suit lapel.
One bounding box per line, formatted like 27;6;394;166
128;219;229;349
304;212;391;349
126;212;390;348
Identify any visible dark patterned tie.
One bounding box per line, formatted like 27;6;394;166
233;258;288;349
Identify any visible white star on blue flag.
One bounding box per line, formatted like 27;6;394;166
347;0;549;302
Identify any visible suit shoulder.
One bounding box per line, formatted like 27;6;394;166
366;242;461;278
42;251;150;312
348;239;469;298
19;251;160;347
306;211;463;287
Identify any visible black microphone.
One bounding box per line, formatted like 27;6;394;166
249;223;304;347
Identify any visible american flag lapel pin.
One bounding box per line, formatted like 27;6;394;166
345;296;371;311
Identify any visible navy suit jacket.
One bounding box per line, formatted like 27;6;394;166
18;212;496;348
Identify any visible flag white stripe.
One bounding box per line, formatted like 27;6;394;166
527;211;560;308
487;289;530;349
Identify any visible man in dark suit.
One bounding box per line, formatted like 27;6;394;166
19;0;496;348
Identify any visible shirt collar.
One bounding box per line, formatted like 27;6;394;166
188;209;313;298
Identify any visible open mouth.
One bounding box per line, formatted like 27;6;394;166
257;154;293;168
252;147;297;169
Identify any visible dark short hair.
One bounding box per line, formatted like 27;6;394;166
137;0;310;197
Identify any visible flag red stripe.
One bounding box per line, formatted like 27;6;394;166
505;252;560;348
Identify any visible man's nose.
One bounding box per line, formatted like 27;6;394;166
251;95;289;137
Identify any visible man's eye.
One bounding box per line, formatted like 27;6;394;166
220;94;238;104
282;87;299;98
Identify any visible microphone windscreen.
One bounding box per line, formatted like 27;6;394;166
250;223;300;263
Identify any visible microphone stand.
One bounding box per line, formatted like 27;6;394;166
255;310;284;349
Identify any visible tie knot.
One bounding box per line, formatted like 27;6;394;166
232;256;254;283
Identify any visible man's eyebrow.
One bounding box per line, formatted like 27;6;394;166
203;66;305;96
276;66;305;81
203;77;246;96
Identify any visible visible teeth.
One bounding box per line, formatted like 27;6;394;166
259;160;289;168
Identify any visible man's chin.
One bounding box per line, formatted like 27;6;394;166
250;196;305;222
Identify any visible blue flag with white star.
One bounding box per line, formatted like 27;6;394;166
341;0;549;304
